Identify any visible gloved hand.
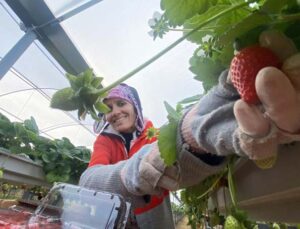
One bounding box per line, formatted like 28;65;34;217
233;30;300;160
120;142;180;196
139;143;180;192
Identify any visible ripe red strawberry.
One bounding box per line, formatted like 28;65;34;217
230;45;281;104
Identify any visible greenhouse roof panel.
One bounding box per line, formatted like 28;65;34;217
0;0;201;147
5;0;90;75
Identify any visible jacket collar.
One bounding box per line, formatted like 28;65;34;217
100;118;152;142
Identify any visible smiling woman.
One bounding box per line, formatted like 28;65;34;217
104;98;137;133
103;83;143;134
86;83;172;227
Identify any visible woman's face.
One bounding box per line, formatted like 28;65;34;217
104;98;137;133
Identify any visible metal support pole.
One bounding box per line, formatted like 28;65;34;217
0;30;36;79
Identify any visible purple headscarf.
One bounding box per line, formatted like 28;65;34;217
103;83;144;132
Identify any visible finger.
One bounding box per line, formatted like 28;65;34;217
237;126;278;160
164;163;180;180
157;175;179;191
138;178;163;195
139;162;163;187
234;99;270;137
259;30;297;62
256;67;300;133
145;143;165;172
282;53;300;91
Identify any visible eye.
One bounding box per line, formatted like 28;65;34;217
116;100;127;107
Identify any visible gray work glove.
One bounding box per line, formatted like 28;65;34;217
120;142;180;196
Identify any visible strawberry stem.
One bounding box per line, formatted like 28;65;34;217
227;157;237;208
278;12;300;22
96;0;254;94
196;170;227;201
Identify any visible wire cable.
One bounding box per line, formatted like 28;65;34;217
0;107;54;139
5;65;96;136
0;2;96;137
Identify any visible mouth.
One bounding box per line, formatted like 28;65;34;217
113;116;127;125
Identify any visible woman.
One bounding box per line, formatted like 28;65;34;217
88;83;170;227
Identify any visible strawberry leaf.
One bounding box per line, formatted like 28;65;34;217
218;11;271;47
261;0;291;14
82;68;94;86
189;55;224;92
65;73;80;91
161;0;212;26
94;101;111;113
183;4;250;44
50;88;79;111
158;120;178;166
24;117;39;134
164;101;181;122
91;76;104;89
177;94;202;106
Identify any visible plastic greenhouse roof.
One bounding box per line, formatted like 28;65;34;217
0;0;202;149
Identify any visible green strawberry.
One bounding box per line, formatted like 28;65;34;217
273;223;280;229
254;155;277;169
224;215;241;229
0;168;3;178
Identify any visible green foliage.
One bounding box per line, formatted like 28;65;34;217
152;2;300;226
152;0;300;93
0;113;90;184
161;0;216;27
180;173;224;228
171;202;185;215
158;121;178;166
50;68;109;120
183;3;251;43
158;102;181;166
190;53;224;92
177;94;202;106
164;101;181;121
50;88;79;111
24;117;39;134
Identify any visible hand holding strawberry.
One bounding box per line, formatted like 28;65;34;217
231;30;300;162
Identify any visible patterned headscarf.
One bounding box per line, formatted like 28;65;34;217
95;83;144;133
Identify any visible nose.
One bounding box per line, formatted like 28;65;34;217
108;104;121;119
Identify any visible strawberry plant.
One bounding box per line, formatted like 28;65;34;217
0;112;90;184
152;0;299;227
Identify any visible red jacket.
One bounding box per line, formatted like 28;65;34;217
88;120;169;214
